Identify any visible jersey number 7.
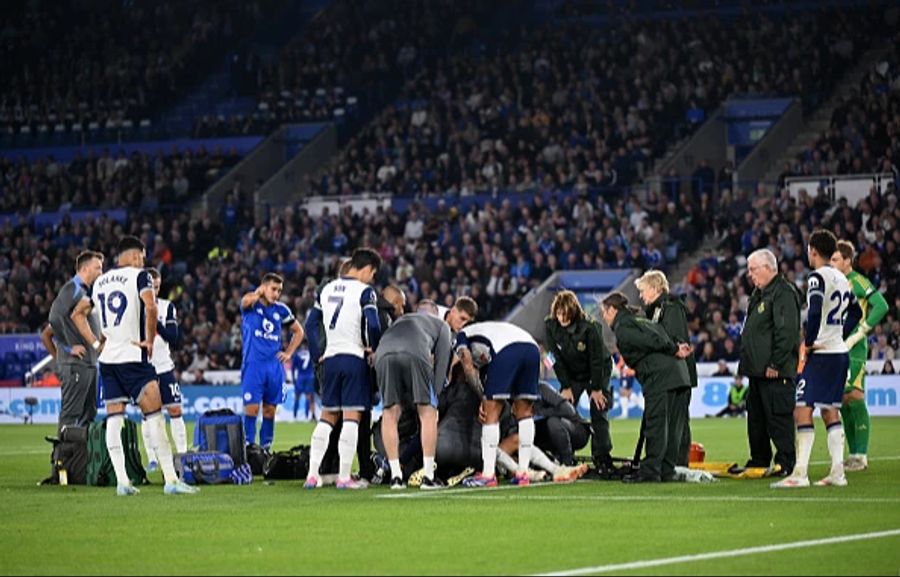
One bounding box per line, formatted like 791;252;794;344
327;296;344;330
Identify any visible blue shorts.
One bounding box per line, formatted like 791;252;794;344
158;371;183;407
100;362;158;406
294;374;316;395
242;361;286;407
321;354;371;412
484;343;541;401
797;353;850;409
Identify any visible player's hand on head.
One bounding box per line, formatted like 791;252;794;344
561;388;574;403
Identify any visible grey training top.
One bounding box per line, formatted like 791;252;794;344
48;276;100;366
375;313;453;393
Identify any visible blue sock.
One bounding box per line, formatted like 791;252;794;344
260;417;275;449
244;415;258;445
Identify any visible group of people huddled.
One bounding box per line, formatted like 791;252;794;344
44;226;886;494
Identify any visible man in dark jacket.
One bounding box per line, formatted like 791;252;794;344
545;290;614;472
739;249;802;476
601;293;692;483
636;270;698;467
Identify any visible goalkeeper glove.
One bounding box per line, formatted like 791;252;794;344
844;321;871;350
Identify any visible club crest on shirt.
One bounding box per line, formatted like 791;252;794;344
757;302;765;314
577;341;586;352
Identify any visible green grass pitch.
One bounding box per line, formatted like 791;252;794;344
0;418;898;575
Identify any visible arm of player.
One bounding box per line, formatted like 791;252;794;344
70;296;101;351
457;347;483;398
279;320;305;364
544;320;574;400
40;324;58;358
138;272;157;359
842;297;863;342
846;288;888;348
361;288;382;351
156;302;181;347
804;291;824;349
240;286;264;311
305;306;323;362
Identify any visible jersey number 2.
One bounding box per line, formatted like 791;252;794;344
97;291;128;328
825;291;851;326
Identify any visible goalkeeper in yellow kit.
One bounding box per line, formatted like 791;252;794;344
831;241;889;472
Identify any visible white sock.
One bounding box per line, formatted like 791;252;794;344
106;415;130;487
496;449;518;476
307;421;333;478
389;459;402;480
795;426;814;479
530;446;559;475
170;416;188;454
827;423;845;479
338;420;359;482
141;420;157;463
423;456;435;481
620;394;630;417
146;412;178;485
481;423;500;478
517;418;535;473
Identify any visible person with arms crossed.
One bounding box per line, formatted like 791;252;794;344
772;230;861;489
375;299;452;490
456;321;542;488
93;236;196;496
240;273;305;449
305;248;383;490
830;240;888;472
41;250;104;431
141;268;188;471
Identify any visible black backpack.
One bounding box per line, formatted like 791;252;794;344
246;443;269;476
41;425;89;486
263;445;310;480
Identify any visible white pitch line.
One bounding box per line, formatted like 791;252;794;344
445;494;900;505
530;528;900;577
0;450;49;456
375;481;587;499
810;455;900;465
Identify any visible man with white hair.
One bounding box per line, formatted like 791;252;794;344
738;249;803;477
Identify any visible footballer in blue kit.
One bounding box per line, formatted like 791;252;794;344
240;273;305;448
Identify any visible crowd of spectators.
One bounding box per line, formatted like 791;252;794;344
681;184;899;363
307;8;873;199
0;148;242;216
0;0;283;144
194;0;492;138
776;31;900;187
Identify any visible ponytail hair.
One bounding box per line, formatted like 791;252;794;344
601;291;640;315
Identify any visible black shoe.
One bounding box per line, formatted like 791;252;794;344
390;477;406;491
622;473;660;484
768;464;792;478
420;477;446;491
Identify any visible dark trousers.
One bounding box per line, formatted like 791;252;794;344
641;388;688;481
58;364;98;432
535;417;591;466
746;377;796;473
570;381;612;465
675;388;693;467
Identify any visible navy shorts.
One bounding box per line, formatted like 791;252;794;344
242;360;286;406
797;352;850;409
484;343;541;401
321;354;372;412
158;370;183;407
294;374;316;395
100;362;158;406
